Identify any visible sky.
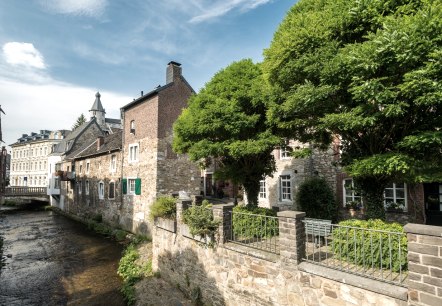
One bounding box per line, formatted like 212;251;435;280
0;0;296;149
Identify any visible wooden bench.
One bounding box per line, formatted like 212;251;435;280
304;218;332;246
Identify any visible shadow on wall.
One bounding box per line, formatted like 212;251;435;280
156;246;279;306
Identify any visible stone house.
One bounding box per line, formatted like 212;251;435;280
120;61;201;235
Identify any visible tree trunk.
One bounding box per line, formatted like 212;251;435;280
243;180;260;207
355;176;388;220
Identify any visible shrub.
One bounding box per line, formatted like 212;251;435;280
331;219;407;273
232;205;278;238
182;200;220;238
296;177;337;222
149;196;177;220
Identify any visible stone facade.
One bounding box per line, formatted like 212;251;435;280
258;141;338;211
152;200;414;306
120;62;200;235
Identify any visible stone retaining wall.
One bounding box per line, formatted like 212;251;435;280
150;200;442;306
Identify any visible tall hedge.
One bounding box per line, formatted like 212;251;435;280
232;205;278;239
296;177;337;222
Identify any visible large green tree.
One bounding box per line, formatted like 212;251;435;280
173;59;279;205
263;0;442;219
72;113;87;130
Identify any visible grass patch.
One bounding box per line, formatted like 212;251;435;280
3;199;18;206
117;237;152;305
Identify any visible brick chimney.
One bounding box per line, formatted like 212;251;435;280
97;136;104;151
166;61;182;84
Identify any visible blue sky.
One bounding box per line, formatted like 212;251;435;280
0;0;295;148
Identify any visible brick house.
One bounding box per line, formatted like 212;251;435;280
119;61;200;235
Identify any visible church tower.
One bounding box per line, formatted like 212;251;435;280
89;92;106;126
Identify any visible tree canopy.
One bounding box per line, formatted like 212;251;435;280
72;113;87;131
263;0;442;219
173;59;279;205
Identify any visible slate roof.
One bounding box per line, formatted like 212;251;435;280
90;92;106;113
105;118;121;124
51;118;103;155
71;129;122;160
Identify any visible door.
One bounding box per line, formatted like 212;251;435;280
205;174;213;196
424;183;442;226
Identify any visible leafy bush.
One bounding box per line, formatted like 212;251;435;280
331;219;407;273
149;196;177;220
232;205;278;238
182;200;220;238
296;177;337;222
118;242;153;305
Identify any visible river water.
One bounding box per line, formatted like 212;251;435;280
0;206;125;306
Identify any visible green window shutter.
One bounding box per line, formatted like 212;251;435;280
122;178;127;194
135;178;141;195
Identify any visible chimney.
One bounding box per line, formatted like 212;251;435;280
166;61;182;84
97;136;104;151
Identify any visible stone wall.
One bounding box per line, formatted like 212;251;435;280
405;224;442;306
152;200;417;306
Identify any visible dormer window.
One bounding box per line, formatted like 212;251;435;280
130;120;135;134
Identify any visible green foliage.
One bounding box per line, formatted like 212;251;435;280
232;205;278;238
72;113;87;130
173;59;280;206
331;219;407;273
3;199;18;206
86;220;112;236
118;242;153;305
182;200;220;238
92;213;103;223
149;196;177;220
296;177;337;222
113;229;128;242
264;0;442;218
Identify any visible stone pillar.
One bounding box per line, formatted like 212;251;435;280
176;198;191;226
404;223;442;306
277;211;306;269
212;204;234;244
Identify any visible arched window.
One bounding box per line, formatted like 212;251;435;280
130;120;135;134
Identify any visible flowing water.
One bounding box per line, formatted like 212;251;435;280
0;205;124;306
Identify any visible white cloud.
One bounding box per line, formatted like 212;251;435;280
39;0;107;17
189;0;273;24
2;42;46;69
0;78;132;148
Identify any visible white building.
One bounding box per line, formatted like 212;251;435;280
10;130;69;187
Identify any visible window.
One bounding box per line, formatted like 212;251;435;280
124;178;141;195
78;181;82;195
280;146;292;159
130;120;135;134
110;155;117;172
129;144;139;162
40;148;42;156
343;178;362;206
85;180;90;195
279;175;292;201
44;147;47;155
109;181;115;199
79;164;83;174
86;161;90;173
259;180;267;199
98;181;104;199
385;183;407;209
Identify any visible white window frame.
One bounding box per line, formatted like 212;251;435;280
280;146;292;159
259;180;267;199
279;175;292;201
343;178;362;207
384;183;407;210
110;154;117;172
129;144;139;163
98;180;105;200
128;178;136;195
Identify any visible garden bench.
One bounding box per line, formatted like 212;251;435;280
304;218;332;246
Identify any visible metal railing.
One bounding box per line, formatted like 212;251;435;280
4;187;47;196
303;219;408;286
227;211;279;254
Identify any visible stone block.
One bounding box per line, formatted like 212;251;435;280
408;272;422;282
408;242;439;256
423;275;442;288
419;235;442;246
409;262;430;274
323;287;337;299
408;280;436;295
408;252;421;264
420;293;442;306
408;289;419;302
422;255;442;268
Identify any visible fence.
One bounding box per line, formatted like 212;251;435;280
226;211;280;254
303;218;408;286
